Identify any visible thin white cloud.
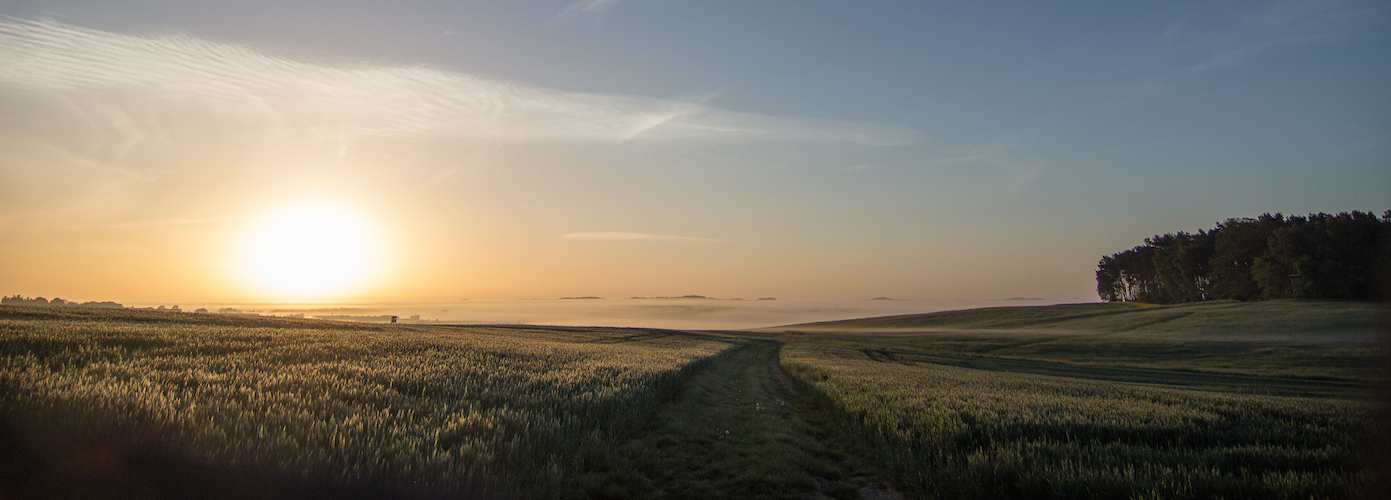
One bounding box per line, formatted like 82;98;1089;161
1132;0;1387;94
0;18;917;146
845;164;873;171
562;0;627;17
561;232;724;243
927;137;1045;194
107;217;233;229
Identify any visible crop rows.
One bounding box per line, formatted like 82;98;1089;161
0;306;738;498
780;343;1372;499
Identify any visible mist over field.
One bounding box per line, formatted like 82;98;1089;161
155;297;1053;330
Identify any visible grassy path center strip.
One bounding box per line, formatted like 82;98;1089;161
575;340;900;500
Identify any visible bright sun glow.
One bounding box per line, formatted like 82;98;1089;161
239;201;382;299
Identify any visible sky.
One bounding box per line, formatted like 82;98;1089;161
1;0;1388;312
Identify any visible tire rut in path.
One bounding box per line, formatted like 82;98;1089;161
768;352;800;398
575;340;901;500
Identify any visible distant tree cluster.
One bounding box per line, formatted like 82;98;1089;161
1;295;124;308
1097;211;1391;303
0;296;255;315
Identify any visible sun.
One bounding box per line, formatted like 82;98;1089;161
238;201;382;299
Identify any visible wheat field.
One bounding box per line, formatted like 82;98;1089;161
775;301;1386;499
3;301;1385;499
0;305;739;498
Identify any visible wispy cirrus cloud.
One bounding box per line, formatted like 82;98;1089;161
106;217;233;229
927;137;1045;194
1130;0;1388;95
1186;0;1379;73
0;18;917;146
561;0;627;18
561;232;724;243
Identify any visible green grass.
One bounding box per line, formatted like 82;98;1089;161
781;343;1376;499
570;340;893;499
3;301;1385;499
770;301;1390;381
772;300;1387;499
779;300;1387;338
0;305;738;498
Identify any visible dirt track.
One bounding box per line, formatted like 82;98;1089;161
577;340;901;499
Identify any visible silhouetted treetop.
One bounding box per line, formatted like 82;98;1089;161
1097;211;1391;303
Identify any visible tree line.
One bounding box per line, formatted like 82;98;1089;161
1096;211;1391;303
1;295;124;308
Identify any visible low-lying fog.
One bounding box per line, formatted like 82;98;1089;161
162;297;1060;330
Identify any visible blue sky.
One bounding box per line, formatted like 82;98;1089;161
0;0;1387;304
